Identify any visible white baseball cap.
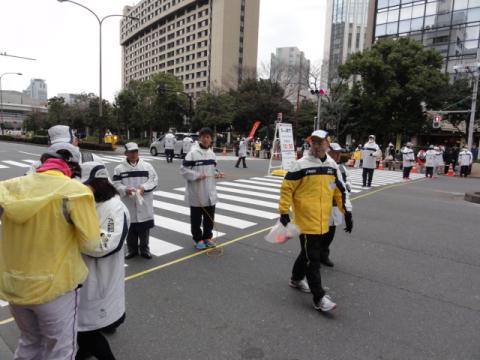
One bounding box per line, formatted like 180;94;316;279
329;142;344;151
124;142;139;151
48;125;75;144
80;161;111;184
310;130;328;139
368;135;376;139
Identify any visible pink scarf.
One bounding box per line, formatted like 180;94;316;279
36;158;72;178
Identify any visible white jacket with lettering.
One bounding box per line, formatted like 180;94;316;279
425;149;438;167
401;147;416;168
113;159;158;224
361;141;381;169
180;144;218;207
78;196;130;332
458;149;473;166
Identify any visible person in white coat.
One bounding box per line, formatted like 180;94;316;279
458;145;473;177
113;143;158;260
321;143;354;267
235;137;250;168
77;162;130;360
180;128;225;250
401;142;416;180
182;135;194;158
424;145;437;179
361;135;381;188
164;132;177;163
435;146;445;175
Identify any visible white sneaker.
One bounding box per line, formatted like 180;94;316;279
313;295;337;312
289;279;311;293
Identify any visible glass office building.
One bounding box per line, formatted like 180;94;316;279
373;0;480;72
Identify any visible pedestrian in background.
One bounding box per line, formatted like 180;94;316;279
114;142;158;260
353;145;362;168
279;130;350;312
401;142;416;180
77;162;130;360
182;134;194;158
458;145;473;177
425;145;437;179
235;137;249;168
471;143;478;161
164;131;176;163
0;148;100;360
263;138;272;159
321;143;354;267
436;146;445;175
255;138;262;158
181;128;225;250
361;135;381;188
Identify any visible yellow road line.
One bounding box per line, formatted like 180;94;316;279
0;178;420;326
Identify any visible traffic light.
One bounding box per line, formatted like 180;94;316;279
433;114;442;129
310;89;326;96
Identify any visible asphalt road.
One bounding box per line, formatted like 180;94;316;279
0;141;479;360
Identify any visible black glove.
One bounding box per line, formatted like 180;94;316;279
280;214;290;227
344;211;353;233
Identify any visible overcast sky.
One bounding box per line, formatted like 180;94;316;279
0;0;325;101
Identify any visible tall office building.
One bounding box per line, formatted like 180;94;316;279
270;47;311;106
23;79;48;104
322;0;370;86
367;0;480;72
120;0;260;97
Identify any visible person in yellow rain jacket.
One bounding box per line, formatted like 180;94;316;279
0;147;100;360
279;130;353;313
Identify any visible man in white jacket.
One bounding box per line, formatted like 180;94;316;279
180;128;224;250
425;145;437;179
458;145;473;177
401;142;416;180
113;142;158;259
235;137;249;168
361;135;381;188
164;132;177;163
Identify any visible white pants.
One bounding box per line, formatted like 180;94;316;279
9;289;79;360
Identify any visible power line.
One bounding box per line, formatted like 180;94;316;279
0;52;36;61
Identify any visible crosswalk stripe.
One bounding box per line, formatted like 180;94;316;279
149;237;183;257
173;188;279;209
153;200;256;229
234;179;281;187
265;175;284;180
21;159;37;164
2;160;30;168
217;181;280;193
215;186;280;200
255;176;283;183
96;155;123;162
154;215;225;237
154;191;278;219
0;164;8;169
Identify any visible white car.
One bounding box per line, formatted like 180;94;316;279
150;132;198;157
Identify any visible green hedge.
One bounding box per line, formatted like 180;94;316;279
79;142;114;151
0;135;48;145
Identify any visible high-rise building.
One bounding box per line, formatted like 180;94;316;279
322;0;370;86
366;0;480;72
270;47;311;106
120;0;260;97
23;79;48;103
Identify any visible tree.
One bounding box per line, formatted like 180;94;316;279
339;37;449;144
193;92;235;132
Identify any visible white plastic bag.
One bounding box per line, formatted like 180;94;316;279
264;221;300;244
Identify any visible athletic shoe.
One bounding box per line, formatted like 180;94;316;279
313;295;337;312
205;239;216;248
289;279;311;293
195;240;207;250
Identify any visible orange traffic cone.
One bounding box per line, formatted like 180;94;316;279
378;160;385;170
411;164;417;174
447;163;455;177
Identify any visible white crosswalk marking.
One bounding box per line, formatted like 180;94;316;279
217;181;280;193
2;160;30;168
255;176;283;183
153;200;256;229
214;186;280;200
0;164;8;169
154;215;225;237
96;155;123;162
149;237;183;257
154;190;278;219
21;159;37;164
234;179;281;187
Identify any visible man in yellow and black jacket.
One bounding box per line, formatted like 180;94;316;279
279;130;353;312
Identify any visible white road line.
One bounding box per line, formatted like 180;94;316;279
22;159;37;164
153;200;256;229
0;164;8;169
154;191;278;220
18;151;41;156
96;155;123;162
218;181;280;193
0;300;8;307
173;188;279;209
154;215;225;238
255;177;283;183
265;175;284;180
149;237;183;257
215;186;280;200
235;179;281;187
2;160;30;168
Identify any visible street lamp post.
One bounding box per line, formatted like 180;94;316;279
311;89;326;130
57;0;138;140
0;72;22;135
